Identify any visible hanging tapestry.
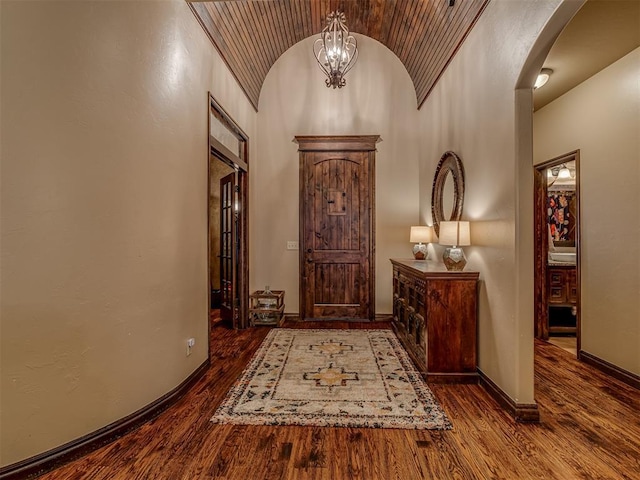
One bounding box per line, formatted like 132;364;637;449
547;191;576;245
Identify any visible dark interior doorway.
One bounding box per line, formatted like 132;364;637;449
534;151;581;355
208;94;249;335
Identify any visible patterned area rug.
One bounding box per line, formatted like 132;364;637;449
211;329;452;430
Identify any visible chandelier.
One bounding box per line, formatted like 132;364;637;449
313;11;358;89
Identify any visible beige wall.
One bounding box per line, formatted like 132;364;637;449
0;0;256;466
534;48;640;376
417;0;582;404
255;34;420;314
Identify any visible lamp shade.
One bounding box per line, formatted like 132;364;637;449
438;221;470;246
410;226;432;243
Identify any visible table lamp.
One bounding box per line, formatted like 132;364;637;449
410;226;432;260
438;221;470;271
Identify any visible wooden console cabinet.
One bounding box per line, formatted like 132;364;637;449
391;259;479;383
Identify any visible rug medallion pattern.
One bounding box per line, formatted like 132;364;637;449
211;329;452;429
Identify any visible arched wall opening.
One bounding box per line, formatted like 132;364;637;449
417;0;583;410
252;34;422;316
531;7;640;379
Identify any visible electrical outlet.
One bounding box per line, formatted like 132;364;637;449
287;241;299;250
186;338;195;357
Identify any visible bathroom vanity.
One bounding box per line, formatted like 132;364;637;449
547;251;577;334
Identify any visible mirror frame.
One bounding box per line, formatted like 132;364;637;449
431;151;465;237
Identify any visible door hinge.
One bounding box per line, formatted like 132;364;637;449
234;185;240;193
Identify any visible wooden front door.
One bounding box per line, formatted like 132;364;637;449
296;136;379;320
220;171;238;327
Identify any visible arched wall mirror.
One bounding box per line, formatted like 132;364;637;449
431;151;465;237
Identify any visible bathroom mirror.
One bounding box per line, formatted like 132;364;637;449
431;151;465;237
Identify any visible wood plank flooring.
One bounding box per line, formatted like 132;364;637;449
35;320;640;479
547;336;577;355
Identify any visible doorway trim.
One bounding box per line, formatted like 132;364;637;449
208;93;249;335
534;151;581;353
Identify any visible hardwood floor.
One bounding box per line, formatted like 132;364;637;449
35;321;639;480
547;336;577;356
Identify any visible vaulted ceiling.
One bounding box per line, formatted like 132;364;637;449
189;0;489;111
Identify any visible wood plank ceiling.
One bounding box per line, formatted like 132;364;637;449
189;0;489;111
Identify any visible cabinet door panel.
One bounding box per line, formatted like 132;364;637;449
549;270;565;285
426;280;477;373
549;286;566;304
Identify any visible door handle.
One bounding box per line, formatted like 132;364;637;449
307;258;313;263
307;249;313;253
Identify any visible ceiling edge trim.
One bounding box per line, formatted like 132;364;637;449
417;0;490;110
189;2;260;112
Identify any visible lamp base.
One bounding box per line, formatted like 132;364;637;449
443;247;466;271
412;243;428;260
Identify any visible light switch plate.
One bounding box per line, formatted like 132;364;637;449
287;241;299;250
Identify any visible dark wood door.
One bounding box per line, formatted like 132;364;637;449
297;136;379;320
220;172;238;327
